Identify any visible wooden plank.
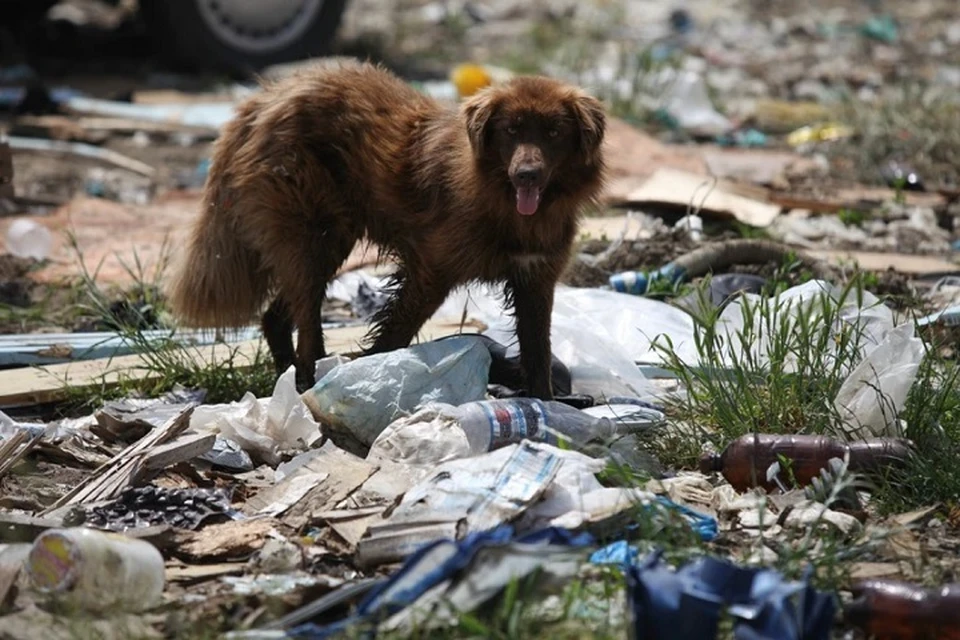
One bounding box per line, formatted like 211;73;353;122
807;249;960;275
0;318;483;408
141;432;216;472
8;136;156;178
0;431;40;480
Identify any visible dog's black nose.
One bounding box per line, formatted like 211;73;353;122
514;166;542;186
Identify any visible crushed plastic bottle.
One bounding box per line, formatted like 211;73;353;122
699;434;913;492
6;218;52;261
845;579;960;640
26;527;165;613
367;398;625;465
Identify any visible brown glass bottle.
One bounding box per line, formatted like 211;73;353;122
845;579;960;640
698;434;913;492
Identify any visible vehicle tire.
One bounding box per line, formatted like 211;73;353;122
138;0;348;76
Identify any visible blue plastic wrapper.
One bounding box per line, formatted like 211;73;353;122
654;495;719;541
626;551;836;640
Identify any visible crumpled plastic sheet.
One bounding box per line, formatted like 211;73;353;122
432;284;677;400
191;366;321;466
833;321;925;438
286;525;595;640
589;546;836;640
303;335;492;446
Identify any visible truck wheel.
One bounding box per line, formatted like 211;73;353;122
139;0;348;76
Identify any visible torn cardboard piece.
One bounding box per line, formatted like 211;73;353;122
614;168;782;227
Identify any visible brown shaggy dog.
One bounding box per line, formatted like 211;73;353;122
165;59;606;398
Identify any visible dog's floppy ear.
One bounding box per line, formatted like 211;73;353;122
461;89;498;158
569;92;606;166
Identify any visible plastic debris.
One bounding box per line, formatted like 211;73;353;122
357;441;655;567
302;335;491;447
26;527;166;613
860;15;898;43
657;69;734;137
450;63;493;98
366;397;658;466
5;218;52;261
191;365;321;466
833;321;926;438
715;128;768;148
288;526;594;639
786;123;854;147
700;433;913;492
434;333;572;397
609;264;685;296
625;550;836;640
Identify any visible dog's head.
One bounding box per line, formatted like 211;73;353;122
461;76;606;216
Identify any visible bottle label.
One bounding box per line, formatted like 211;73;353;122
479;399;554;449
27;532;80;593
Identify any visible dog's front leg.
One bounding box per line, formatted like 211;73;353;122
366;266;452;355
508;271;556;400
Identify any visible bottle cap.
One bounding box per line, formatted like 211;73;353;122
698;452;721;474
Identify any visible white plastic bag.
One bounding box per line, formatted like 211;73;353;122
433;284;692;399
190;366;321;466
302;335;491;446
834;322;926;438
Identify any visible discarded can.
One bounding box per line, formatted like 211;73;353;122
845;579;960;640
698;434;913;492
609;263;684;295
26;527;165;613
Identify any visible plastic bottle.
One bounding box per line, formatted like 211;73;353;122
698;434;913;492
845;579;960;640
25;527;165;613
368;398;625;465
454;398;620;452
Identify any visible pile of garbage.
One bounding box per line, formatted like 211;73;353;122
0;252;954;638
2;1;960;637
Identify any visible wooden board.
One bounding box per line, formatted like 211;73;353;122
807;249;959;275
0;317;483;408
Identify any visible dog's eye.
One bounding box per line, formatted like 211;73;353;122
548;129;559;138
507;126;518;135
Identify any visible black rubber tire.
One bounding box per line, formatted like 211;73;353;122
138;0;349;77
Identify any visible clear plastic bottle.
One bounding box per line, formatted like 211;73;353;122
26;527;165;613
453;398;619;452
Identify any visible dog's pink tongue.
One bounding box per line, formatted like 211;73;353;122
516;187;540;216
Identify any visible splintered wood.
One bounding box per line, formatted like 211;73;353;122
41;404;197;514
0;430;40;480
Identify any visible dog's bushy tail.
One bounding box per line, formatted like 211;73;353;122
165;181;271;330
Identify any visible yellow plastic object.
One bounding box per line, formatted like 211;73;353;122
451;64;493;99
751;99;830;134
786;123;854;147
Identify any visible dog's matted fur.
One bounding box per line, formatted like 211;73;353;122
166;59;606;398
